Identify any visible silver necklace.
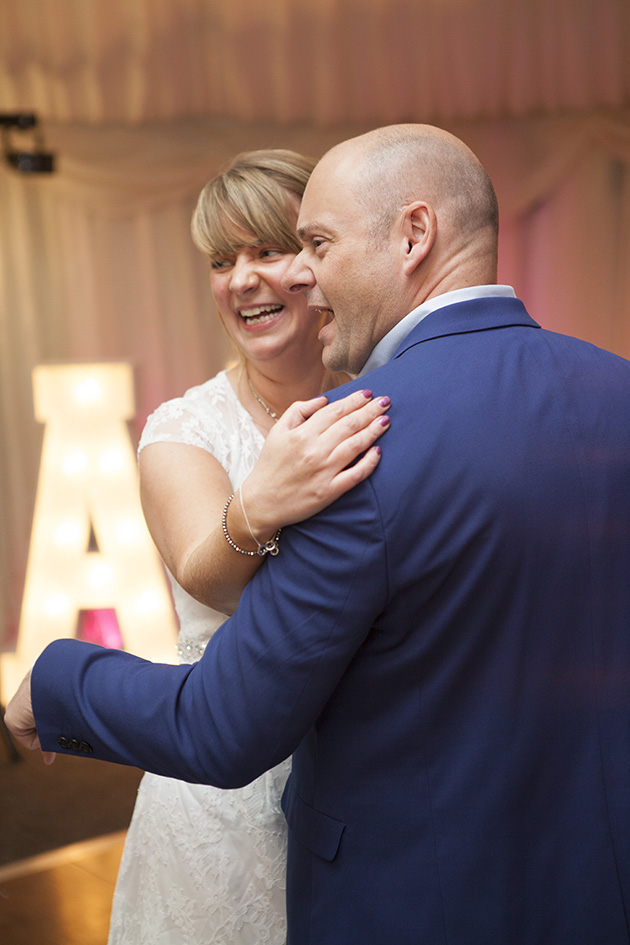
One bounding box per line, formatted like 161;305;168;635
247;375;279;422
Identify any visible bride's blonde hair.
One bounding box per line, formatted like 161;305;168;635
191;149;315;260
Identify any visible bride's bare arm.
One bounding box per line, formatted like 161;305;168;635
139;389;390;615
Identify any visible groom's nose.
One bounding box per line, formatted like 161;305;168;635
282;250;314;295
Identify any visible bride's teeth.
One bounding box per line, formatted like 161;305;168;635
240;304;283;324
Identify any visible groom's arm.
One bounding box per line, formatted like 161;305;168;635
16;480;388;788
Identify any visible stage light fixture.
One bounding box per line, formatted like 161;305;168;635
1;111;55;174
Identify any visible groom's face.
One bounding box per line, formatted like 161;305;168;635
283;148;405;376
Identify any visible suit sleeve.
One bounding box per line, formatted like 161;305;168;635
31;479;389;787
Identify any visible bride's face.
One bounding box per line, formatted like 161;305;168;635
209;214;325;369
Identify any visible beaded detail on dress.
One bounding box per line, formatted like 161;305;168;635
108;371;289;945
175;638;208;660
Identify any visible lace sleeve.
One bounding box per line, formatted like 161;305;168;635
137;375;238;470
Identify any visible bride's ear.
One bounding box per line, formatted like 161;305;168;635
399;202;436;275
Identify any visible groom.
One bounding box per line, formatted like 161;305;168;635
7;124;630;944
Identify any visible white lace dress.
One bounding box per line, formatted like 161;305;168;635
108;371;289;945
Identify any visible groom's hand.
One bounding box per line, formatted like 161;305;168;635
5;669;56;765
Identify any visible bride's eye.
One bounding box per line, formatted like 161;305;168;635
211;257;234;271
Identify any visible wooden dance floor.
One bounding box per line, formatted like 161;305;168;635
0;832;125;945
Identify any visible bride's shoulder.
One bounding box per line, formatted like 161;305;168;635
139;371;237;454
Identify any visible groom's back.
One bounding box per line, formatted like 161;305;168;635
285;306;630;945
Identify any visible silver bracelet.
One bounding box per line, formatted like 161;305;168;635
239;487;259;546
222;494;282;557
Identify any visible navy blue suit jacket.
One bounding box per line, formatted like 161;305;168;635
32;297;630;943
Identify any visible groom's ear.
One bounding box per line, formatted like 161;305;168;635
399;201;436;275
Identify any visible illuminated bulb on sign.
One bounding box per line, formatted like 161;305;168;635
99;450;124;474
44;594;70;617
134;590;162;614
116;521;141;545
54;522;82;546
88;561;114;588
64;451;88;475
75;378;102;402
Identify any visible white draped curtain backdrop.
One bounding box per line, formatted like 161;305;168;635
1;0;629;648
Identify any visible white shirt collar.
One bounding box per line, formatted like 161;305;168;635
359;285;517;376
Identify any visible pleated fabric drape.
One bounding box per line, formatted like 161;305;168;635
1;0;628;124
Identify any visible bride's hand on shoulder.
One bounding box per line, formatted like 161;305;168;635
241;388;390;535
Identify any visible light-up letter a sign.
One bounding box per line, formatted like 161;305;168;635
0;363;178;699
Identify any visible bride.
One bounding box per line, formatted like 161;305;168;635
107;149;389;944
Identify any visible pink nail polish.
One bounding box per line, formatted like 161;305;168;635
378;396;391;408
379;416;390;427
362;389;373;398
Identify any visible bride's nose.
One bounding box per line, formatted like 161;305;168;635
229;254;259;293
